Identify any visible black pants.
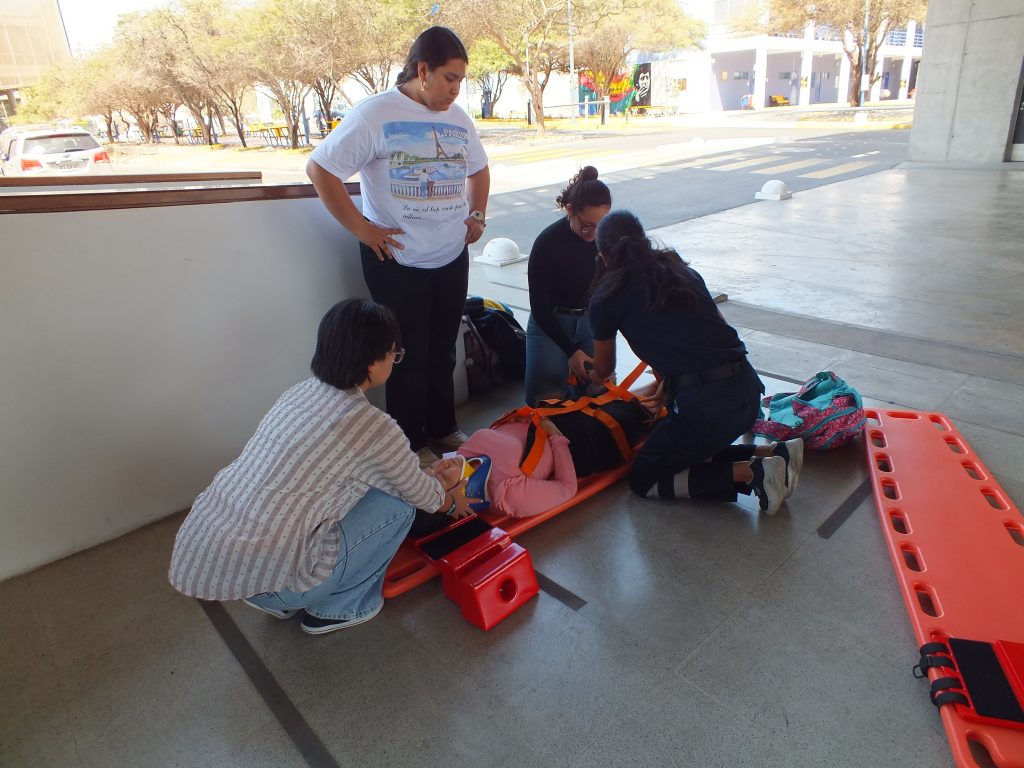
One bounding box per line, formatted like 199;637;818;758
629;361;763;501
360;245;469;451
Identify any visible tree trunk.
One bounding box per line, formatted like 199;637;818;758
231;104;247;148
182;98;210;144
531;81;546;136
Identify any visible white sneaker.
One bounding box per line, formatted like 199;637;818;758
751;456;787;515
772;438;804;498
415;446;440;468
430;429;470;454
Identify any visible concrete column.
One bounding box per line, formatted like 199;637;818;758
753;44;768;109
869;53;884;102
898;56;913;99
837;54;851;106
799;47;814;106
899;21;916;98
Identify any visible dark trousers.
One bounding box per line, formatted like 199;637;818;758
360;246;468;451
629;361;763;501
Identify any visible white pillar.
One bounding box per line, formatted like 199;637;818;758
799;51;813;106
869;53;884;102
837;53;851;106
753;44;768;109
898;22;915;98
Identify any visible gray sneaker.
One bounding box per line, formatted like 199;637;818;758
430;429;470;454
415;446;440;468
242;596;298;620
751;456;787;515
772;438;804;498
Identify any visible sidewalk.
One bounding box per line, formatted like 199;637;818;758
651;162;1024;502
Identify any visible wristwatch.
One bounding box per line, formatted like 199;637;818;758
468;210;486;226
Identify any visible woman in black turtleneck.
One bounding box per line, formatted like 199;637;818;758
524;166;612;405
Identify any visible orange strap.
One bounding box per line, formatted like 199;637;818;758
493;362;650;476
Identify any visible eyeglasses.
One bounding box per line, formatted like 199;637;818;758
575;213;601;233
389;347;405;364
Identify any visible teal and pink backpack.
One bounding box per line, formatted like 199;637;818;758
752;371;866;450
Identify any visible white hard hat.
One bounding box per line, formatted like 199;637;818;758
481;238;521;264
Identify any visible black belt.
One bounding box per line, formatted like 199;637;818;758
554;307;587;316
670;359;746;388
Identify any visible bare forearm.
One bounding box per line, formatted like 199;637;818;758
467;165;490;215
306;158;364;234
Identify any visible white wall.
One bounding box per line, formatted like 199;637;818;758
909;2;1024;163
0;194;370;580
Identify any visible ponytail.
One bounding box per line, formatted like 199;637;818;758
593;210;697;309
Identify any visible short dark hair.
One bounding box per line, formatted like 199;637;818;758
556;165;611;213
310;299;401;390
396;26;469;86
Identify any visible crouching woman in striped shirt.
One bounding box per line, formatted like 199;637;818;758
169;298;477;635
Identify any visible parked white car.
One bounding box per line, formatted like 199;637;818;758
0;125;112;176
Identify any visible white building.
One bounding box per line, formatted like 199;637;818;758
654;0;925;112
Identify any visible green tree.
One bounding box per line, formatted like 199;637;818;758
114;9;218;143
756;0;926;106
574;0;704;108
340;0;425;95
245;0;313;148
164;0;256;146
468;39;514;117
10;66;75;125
280;0;357;128
441;0;580;135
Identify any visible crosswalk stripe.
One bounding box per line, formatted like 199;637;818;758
494;147;619;165
750;159;829;174
672;153;747;168
710;156;783;171
799;160;875;179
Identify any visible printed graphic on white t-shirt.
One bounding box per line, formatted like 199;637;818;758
385;121;469;204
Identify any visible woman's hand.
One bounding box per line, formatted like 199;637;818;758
448;480;481;520
638;380;667;414
356;220;405;261
568;349;594;384
463;216;486;245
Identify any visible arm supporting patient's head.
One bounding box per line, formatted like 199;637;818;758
310;298;402;390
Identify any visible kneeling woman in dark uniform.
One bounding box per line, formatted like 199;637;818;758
587;210;801;515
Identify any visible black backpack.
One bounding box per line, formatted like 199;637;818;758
464;296;527;380
462;316;504;396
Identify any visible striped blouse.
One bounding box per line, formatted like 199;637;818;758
169;378;444;600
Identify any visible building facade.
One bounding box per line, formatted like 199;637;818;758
663;0;925;112
0;0;71;119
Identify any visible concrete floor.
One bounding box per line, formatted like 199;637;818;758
2;163;1022;767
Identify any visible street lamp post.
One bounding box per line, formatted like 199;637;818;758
860;0;869;107
568;0;576;121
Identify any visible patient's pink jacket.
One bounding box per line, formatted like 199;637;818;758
458;422;577;517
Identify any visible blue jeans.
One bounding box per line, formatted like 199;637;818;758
246;488;414;620
525;312;594;406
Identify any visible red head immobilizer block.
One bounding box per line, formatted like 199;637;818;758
415;516;539;631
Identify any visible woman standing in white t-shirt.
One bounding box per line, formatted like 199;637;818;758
307;26;491;467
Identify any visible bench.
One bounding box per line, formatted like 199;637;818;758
769;95;790;107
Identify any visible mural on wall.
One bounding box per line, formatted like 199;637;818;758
578;63;652;114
